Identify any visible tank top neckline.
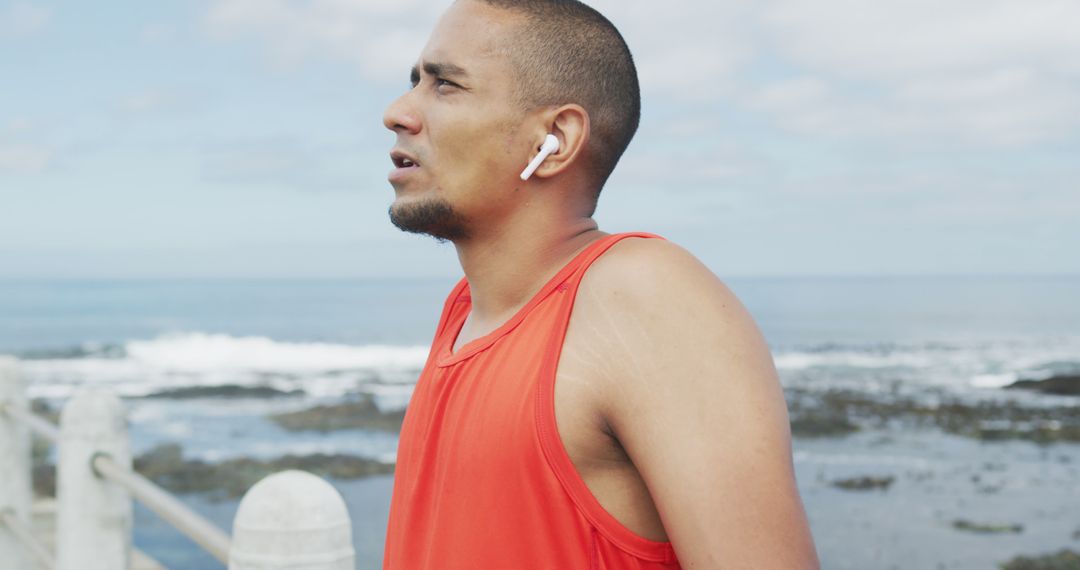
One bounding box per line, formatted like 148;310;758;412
435;233;623;367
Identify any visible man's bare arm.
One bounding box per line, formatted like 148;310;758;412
580;239;820;569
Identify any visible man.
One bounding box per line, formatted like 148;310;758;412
381;1;820;568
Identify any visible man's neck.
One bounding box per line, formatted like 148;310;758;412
453;215;604;325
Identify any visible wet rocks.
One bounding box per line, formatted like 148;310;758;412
269;394;406;433
33;442;394;501
140;384;302;399
952;519;1023;534
1005;375;1080;396
1000;549;1080;570
831;475;895;491
784;388;1080;444
132;443;394;501
790;412;860;438
31;398;59;424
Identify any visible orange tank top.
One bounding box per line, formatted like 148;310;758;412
383;232;682;569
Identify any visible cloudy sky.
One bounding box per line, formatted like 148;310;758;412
2;0;1078;279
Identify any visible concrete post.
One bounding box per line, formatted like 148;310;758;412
57;389;132;570
230;470;354;570
0;356;32;569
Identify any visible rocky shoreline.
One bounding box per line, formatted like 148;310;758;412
268;394;406;433
788;376;1080;444
33;442;393;501
25;373;1080;568
1001;550;1080;570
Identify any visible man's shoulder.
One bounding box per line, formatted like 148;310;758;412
581;235;735;310
572;234;764;374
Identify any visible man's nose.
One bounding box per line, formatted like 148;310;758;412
383;92;422;134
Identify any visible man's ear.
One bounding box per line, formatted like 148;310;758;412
532;104;589;180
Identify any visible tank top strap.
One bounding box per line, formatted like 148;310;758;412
557;231;665;299
545;230;666;349
433;277;470;340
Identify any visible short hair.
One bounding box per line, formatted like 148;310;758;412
473;0;640;205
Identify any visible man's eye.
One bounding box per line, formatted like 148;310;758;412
435;78;457;89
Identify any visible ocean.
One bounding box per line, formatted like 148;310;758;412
2;275;1079;569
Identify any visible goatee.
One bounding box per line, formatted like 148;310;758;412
388;198;469;242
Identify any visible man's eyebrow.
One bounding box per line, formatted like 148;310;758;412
411;61;470;86
424;61;469;79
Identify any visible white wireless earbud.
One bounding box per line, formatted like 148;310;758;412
519;134;560;181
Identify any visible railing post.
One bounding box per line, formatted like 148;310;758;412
57;389;133;570
0;356;32;569
230;470;354;570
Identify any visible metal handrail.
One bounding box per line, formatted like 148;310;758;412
0;508;54;569
92;453;231;564
1;400;232;565
0;401;59;442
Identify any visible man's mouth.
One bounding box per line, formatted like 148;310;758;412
389;149;421;183
391;150;421;169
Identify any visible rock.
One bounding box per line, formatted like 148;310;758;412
33;463;55;498
790;413;860;438
34;443;395;502
31;399;59;424
269;395;406;433
1006;375;1080;396
784;387;1080;444
1000;549;1080;570
30;402;57;497
831;475;895;491
133;443;395;501
140;384;303;399
952;519;1023;534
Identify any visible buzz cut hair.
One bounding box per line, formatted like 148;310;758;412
472;0;641;207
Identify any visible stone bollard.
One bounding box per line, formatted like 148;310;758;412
57;389;133;570
0;356;32;569
230;470;355;570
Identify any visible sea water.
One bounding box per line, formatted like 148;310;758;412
2;275;1079;568
5;276;1079;403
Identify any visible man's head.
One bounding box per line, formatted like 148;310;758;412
384;0;639;241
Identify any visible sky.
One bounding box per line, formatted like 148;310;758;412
2;0;1078;279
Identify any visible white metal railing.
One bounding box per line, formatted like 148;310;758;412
91;453;232;563
0;356;356;569
1;506;54;568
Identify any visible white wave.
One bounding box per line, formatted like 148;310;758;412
793;450;934;468
772;336;1080;394
17;332;1080;401
125;332;427;373
969;373;1018;389
18;332;430;400
773;351;935;370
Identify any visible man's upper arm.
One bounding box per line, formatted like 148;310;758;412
582;238;819;569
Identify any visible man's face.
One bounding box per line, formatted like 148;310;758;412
383;0;531;241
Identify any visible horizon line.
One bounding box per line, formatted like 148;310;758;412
2;272;1079;282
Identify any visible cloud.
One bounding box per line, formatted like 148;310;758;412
139;23;177;45
0;143;51;175
202;0;1080;147
589;0;755;101
0;2;51;39
203;137;314;184
200;136;361;191
743;0;1080;145
201;0;754;99
204;0;441;82
598;0;1080;146
613;135;772;192
0;119;52;175
761;0;1080;80
118;89;187;114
